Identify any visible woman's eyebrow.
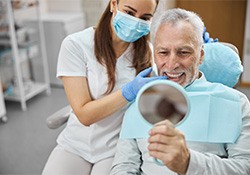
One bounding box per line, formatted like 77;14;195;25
124;5;153;17
124;5;137;12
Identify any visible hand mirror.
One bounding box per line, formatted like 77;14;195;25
136;80;190;165
136;80;190;126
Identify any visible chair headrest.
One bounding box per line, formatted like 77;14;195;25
199;42;243;87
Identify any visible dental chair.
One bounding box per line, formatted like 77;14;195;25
46;42;243;129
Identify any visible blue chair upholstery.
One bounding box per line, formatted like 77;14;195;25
200;42;243;87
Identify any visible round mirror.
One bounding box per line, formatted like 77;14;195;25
136;80;190;126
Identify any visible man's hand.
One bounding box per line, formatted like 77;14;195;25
148;120;190;175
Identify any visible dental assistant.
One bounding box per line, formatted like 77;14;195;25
42;0;165;175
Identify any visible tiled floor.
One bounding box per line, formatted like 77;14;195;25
0;87;68;175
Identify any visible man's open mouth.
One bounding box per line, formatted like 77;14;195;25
164;72;184;79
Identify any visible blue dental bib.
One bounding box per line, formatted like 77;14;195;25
120;77;242;143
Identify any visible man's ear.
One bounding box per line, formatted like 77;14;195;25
199;45;205;65
110;0;117;13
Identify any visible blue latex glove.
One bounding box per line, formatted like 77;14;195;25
122;67;167;102
203;27;218;43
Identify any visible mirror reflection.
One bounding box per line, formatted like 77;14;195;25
138;82;189;126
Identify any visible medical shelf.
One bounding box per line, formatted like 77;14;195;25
4;82;47;101
0;0;50;111
0;43;39;64
0;28;38;47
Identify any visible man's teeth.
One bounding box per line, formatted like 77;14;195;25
167;72;183;78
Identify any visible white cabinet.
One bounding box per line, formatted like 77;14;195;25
44;13;85;86
26;12;85;86
0;0;51;111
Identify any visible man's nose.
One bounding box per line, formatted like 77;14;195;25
166;53;178;70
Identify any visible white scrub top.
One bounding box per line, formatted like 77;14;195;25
56;27;136;163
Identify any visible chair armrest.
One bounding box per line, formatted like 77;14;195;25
46;105;71;129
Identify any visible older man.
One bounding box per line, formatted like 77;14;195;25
110;8;250;175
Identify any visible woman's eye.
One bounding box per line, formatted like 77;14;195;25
141;17;150;21
124;10;134;16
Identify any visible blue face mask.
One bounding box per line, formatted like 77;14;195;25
113;10;151;42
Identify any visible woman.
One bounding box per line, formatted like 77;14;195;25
42;0;164;174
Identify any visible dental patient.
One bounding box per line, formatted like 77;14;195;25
110;8;250;175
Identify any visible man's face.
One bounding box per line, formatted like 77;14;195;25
154;21;204;87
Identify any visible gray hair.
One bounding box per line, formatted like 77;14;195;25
152;8;204;45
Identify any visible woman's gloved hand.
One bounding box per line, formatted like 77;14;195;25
122;67;167;102
203;27;218;43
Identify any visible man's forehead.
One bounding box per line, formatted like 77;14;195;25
154;22;197;46
157;21;194;36
154;33;195;48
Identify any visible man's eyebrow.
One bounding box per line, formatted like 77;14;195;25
155;46;168;51
124;5;153;17
178;46;193;51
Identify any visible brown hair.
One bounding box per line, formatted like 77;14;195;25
94;0;159;94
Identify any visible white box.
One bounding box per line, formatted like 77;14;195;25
47;0;83;13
